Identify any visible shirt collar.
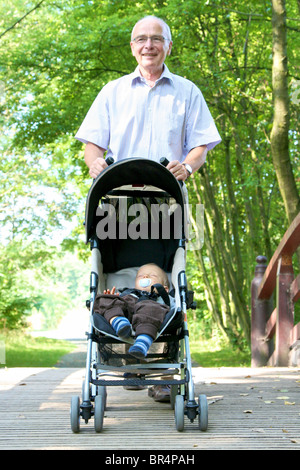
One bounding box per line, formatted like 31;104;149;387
131;64;174;86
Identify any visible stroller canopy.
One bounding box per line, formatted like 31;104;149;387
85;158;186;243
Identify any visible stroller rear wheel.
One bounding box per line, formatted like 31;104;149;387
97;385;107;410
94;395;105;433
198;394;208;431
170;384;178;410
174;395;185;432
70;396;80;433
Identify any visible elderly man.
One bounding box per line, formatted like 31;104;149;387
75;15;221;180
75;16;221;403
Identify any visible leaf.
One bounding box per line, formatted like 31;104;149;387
208;396;223;405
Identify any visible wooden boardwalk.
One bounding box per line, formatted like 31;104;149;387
0;366;299;450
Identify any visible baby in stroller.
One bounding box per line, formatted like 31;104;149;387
93;263;173;359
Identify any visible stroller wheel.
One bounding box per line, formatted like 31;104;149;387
174;395;185;432
70;396;80;433
170;385;178;410
198;394;208;431
97;385;107;410
94;395;105;433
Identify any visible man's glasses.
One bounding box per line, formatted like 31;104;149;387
132;35;169;45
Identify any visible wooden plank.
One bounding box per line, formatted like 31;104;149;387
290;322;300;344
265;307;277;340
275;265;295;365
291;274;300;303
258;212;300;300
0;367;300;450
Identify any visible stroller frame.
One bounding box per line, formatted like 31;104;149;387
70;158;208;433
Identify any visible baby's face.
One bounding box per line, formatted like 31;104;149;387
135;265;168;292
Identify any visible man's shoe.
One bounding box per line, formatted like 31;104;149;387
123;373;147;390
148;385;171;402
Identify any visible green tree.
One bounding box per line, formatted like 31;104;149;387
0;0;299;345
0;241;56;329
270;0;300;225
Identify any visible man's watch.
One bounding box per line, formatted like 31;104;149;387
183;163;193;178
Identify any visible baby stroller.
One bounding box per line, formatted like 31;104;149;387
70;157;208;433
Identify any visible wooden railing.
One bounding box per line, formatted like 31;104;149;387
251;212;300;367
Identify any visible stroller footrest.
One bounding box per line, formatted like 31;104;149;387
91;377;187;387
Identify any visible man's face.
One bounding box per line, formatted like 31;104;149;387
130;19;172;75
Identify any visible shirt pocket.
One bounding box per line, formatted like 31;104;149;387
166;113;186;147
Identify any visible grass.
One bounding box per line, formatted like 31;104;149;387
0;331;76;368
0;330;251;368
190;338;251;367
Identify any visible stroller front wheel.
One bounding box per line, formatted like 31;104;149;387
70;396;80;433
174;395;185;432
94;395;105;433
97;385;107;410
198;394;208;431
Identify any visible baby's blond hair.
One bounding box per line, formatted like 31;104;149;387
138;263;169;288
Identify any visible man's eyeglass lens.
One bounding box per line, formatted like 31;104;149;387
133;35;167;44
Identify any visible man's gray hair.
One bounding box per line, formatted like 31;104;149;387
131;16;172;41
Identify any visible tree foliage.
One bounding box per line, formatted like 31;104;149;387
0;241;55;329
0;0;299;345
0;241;89;330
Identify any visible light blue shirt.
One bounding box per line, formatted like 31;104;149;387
75;65;221;162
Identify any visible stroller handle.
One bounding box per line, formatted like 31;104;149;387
103;156;182;186
106;156;169;167
103;157;182;187
159;157;169;167
105;156;115;166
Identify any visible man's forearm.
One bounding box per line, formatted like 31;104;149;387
84;142;107;178
184;145;207;174
84;142;106;168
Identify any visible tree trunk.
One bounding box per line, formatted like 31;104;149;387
270;0;300;225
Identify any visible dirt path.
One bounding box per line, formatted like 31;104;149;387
55;339;87;368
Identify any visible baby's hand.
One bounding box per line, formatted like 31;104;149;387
103;286;119;295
